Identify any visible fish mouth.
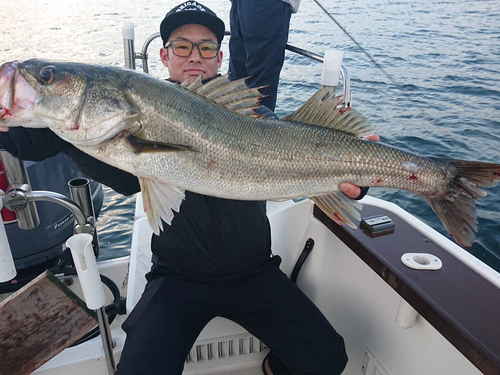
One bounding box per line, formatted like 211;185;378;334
0;61;18;119
0;61;38;122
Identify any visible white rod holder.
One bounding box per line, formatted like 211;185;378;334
0;194;16;282
321;50;344;87
66;232;115;374
66;233;106;310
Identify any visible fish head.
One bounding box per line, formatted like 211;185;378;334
0;59;140;146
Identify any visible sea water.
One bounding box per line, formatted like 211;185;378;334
1;0;499;270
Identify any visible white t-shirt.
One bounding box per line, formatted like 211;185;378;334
282;0;300;13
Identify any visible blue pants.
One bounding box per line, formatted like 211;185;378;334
115;257;348;375
229;0;292;112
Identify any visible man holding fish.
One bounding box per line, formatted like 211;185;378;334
0;2;360;374
2;1;499;374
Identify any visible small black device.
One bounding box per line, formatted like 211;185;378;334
360;215;395;237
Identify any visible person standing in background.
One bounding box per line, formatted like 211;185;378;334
229;0;300;112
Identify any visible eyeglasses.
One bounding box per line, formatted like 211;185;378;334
165;40;220;59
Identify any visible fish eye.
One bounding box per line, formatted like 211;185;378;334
39;66;56;84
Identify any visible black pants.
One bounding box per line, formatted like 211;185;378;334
115;258;347;375
229;0;292;112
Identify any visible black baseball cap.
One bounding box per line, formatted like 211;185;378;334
160;2;225;46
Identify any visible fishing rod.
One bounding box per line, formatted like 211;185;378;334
312;0;418;107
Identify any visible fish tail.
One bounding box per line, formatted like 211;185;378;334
425;159;500;248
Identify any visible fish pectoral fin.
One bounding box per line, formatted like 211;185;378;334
282;88;374;138
311;191;362;228
128;135;196;153
139;178;185;235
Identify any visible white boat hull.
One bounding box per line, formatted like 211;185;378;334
26;196;499;375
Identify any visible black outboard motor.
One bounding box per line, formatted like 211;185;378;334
0;153;103;271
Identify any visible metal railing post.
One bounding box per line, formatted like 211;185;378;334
0;151;39;230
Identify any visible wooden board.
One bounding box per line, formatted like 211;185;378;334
0;270;97;375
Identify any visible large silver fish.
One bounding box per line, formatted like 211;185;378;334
1;59;499;247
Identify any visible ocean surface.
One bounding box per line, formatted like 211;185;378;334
1;0;499;271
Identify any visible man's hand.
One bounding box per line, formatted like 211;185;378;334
339;182;362;199
339;134;380;199
0;127;10;132
363;134;380;142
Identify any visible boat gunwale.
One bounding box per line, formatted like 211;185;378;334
313;201;500;375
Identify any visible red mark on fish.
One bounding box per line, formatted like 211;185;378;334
339;107;351;115
0;107;11;118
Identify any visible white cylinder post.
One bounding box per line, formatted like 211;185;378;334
122;21;135;41
67;232;116;373
321;50;344;87
0;195;16;282
122;22;136;70
66;233;106;310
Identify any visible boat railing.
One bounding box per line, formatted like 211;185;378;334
123;28;351;107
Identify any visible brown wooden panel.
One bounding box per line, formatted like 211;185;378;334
314;204;500;375
0;270;97;375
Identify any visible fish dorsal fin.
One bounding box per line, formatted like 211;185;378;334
193;74;231;95
216;87;264;106
282;88;374;137
184;75;203;91
180;74;265;115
